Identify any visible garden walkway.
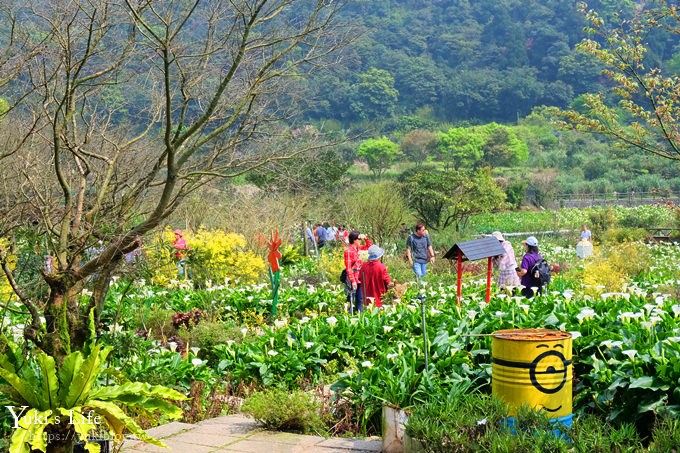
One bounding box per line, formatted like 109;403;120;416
121;414;382;453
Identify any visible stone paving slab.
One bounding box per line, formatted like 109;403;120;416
120;414;382;453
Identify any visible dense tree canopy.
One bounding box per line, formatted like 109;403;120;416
357;137;400;177
302;0;670;124
401;168;507;231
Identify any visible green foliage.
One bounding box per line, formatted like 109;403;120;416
136;308;175;341
401;167;507;231
405;393;510;452
189;321;234;352
505;180;528;209
340;182;409;244
588;207;618;242
569;414;642;453
480;123;529;166
279;244;304;266
603;227;648;244
0;340;185;452
618;205;671;229
356;137;400;177
437;123;528;170
437;126;486;169
400;129;438;167
349;68;399;121
241;388;326;433
648;414;680;453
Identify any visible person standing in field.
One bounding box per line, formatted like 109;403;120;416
173;229;189;278
361;245;392;308
344;230;372;313
516;236;543;298
315;223;327;249
325;222;338;245
491;231;521;289
406;223;435;279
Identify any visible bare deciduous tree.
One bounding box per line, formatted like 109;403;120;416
0;0;349;363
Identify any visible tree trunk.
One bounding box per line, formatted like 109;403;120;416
42;284;72;364
41;272;90;363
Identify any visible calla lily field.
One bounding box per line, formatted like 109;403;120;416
1;213;680;449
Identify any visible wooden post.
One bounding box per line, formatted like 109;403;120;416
486;257;492;303
457;250;463;305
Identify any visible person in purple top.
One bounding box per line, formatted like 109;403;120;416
516;235;543;298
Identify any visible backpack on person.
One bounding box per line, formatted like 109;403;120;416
531;259;551;286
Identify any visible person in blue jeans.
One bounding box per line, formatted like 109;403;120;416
406;223;435;279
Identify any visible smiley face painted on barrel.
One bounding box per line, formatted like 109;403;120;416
492;341;572;414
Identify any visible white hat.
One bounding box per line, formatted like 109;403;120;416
523;236;538;247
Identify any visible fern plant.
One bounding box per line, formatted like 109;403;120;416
0;338;186;453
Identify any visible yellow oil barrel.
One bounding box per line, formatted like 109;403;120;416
492;329;572;421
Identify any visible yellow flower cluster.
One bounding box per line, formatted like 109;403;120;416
582;260;625;296
316;247;346;281
146;227;265;286
0;238;17;301
580;242;650;296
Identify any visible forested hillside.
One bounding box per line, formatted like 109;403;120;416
303;0;679;125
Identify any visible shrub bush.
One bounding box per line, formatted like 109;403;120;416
189;320;243;364
136;308;176;341
581;260;626;295
588;207;618;242
145;227;265;286
241;388;327;433
603;227;648;244
405;393;509;452
606;242;653;279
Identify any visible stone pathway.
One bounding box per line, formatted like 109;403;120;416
121;415;382;453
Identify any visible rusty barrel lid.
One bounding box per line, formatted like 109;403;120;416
492;329;572;341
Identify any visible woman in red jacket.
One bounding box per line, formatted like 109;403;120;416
344;230;372;313
361;245;391;308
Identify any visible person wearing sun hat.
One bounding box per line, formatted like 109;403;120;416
491;231;520;289
517;235;543;298
360;244;392;308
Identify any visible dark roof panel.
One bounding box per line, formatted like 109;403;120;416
443;237;506;261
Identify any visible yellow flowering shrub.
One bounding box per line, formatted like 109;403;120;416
317;247;346;282
580;241;650;297
0;238;17;302
605;242;651;278
146;227;265;286
581;260;625;297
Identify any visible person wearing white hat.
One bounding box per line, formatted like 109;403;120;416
517;236;543;298
360;245;392;308
491;231;520;289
